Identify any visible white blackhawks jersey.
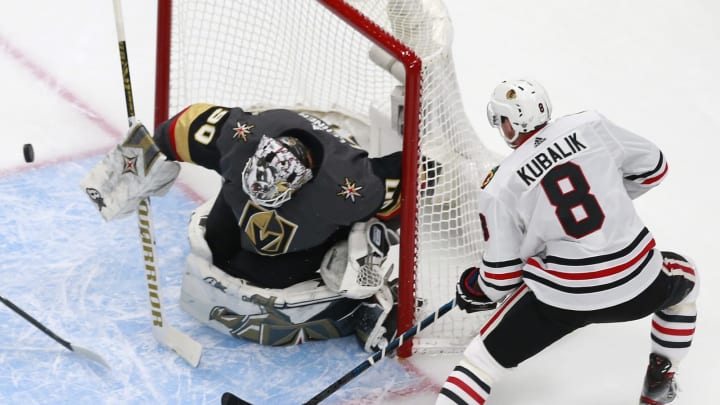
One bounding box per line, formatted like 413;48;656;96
476;110;669;311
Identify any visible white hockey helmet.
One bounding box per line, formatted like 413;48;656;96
486;79;552;147
242;135;314;208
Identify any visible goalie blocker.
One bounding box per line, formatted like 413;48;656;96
180;199;401;352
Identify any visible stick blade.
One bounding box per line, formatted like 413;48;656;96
153;325;203;367
70;344;111;368
221;392;253;405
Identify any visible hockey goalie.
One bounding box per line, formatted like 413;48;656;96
81;106;404;353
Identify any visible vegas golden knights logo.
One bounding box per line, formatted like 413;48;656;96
239;202;298;256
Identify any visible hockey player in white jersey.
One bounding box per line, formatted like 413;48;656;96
436;80;698;405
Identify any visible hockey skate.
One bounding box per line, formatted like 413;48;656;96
639;353;678;405
354;279;398;353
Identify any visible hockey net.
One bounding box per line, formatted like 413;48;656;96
155;0;500;356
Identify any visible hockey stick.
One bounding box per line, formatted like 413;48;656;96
111;0;202;367
221;298;457;405
0;294;109;368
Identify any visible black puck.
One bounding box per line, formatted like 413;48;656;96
23;143;34;163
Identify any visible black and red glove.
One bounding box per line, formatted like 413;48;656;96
456;267;497;313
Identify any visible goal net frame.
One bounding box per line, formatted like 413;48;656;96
154;0;498;358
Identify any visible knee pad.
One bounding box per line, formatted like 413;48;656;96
660;251;699;309
462;334;511;384
187;198;215;261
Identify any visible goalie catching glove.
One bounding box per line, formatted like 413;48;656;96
456;267;497;313
80;122;180;221
320;218;399;300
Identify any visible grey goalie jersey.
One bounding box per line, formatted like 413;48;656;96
476;110;669;311
153;104;402;288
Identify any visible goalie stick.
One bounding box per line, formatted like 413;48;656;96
111;0;202;367
221;298;457;405
0;294;109;368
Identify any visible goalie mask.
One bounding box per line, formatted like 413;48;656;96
242;135;314;208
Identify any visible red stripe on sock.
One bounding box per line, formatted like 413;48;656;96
652;320;695;336
447;376;486;404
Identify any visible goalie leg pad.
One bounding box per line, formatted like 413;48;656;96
180;256;359;346
319;218;399;300
181;201;356;346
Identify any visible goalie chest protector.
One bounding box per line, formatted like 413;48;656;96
215;108;386;255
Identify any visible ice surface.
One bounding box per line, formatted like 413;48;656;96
0;0;718;404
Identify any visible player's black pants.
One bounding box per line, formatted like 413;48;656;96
483;251;697;369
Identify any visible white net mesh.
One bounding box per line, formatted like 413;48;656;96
160;0;501;353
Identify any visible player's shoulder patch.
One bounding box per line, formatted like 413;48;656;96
481;166;499;189
336;177;364;203
172;103;218;137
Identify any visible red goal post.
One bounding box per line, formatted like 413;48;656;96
154;0;499;357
